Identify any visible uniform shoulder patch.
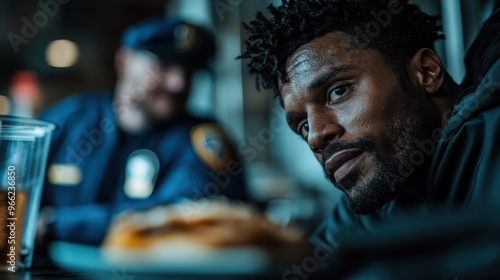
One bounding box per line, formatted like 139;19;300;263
190;123;234;172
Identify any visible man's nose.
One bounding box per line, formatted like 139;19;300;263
161;66;186;93
307;111;343;154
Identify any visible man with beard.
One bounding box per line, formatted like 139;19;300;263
37;17;247;245
240;0;500;249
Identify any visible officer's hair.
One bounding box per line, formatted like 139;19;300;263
239;0;444;98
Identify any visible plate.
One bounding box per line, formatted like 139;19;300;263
48;241;284;278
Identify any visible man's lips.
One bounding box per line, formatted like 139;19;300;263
324;148;364;184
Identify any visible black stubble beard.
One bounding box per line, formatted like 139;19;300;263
322;91;436;215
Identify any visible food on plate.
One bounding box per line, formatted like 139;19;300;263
102;199;311;264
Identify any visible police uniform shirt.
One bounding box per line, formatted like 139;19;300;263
39;91;247;244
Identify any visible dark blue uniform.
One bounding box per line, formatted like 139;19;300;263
39;91;247;245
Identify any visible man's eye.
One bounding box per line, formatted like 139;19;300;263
328;85;349;103
298;122;309;139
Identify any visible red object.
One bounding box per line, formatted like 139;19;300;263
10;70;40;102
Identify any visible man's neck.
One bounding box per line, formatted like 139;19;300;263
436;76;458;128
399;158;433;201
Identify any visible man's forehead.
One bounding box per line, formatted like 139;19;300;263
285;33;355;75
286;48;323;79
279;32;357;92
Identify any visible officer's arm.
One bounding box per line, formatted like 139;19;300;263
41;204;112;245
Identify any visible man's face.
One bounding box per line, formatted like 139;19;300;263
280;32;435;214
119;50;192;126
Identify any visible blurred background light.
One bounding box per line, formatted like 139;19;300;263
45;39;80;68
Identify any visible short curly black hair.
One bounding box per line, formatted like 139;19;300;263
239;0;444;97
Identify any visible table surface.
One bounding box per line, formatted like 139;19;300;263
0;256;333;280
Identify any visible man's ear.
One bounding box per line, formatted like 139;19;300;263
409;48;445;94
115;47;130;77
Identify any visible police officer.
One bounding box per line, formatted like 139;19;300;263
37;17;247;245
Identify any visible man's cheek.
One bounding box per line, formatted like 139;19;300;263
362;129;393;159
358;154;377;181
